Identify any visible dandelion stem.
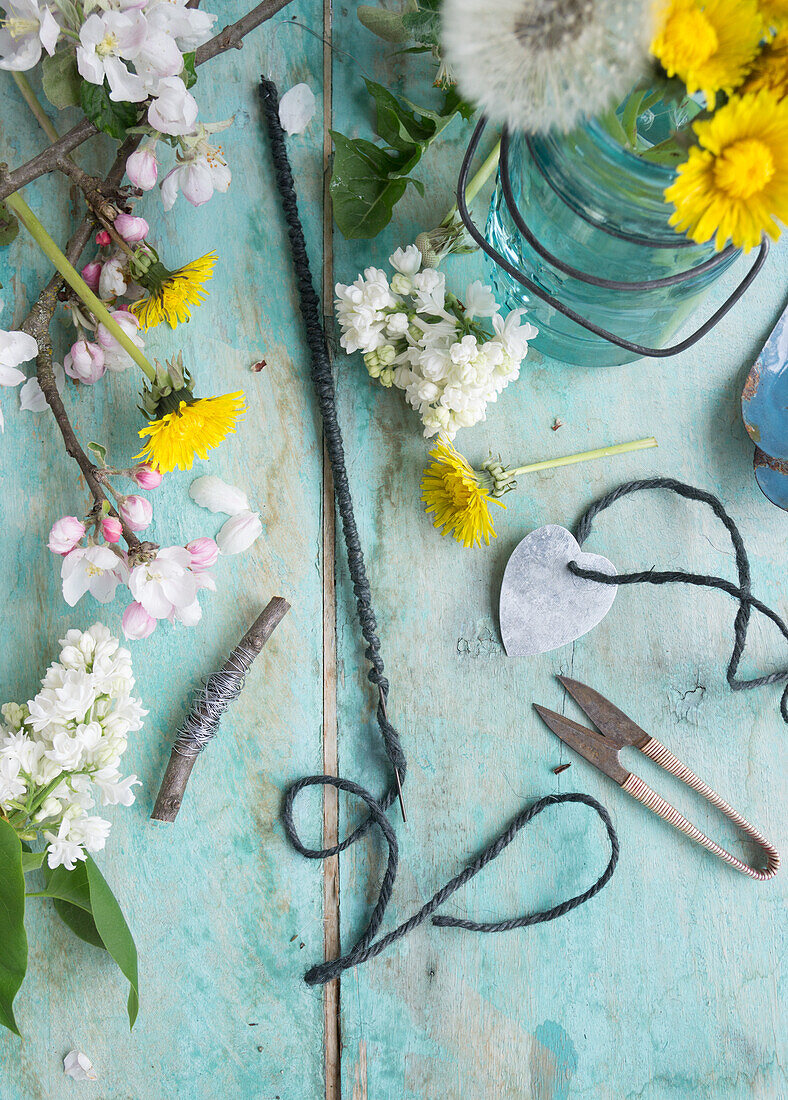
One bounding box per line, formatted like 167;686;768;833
447;139;501;219
6;190;157;384
508;437;658;478
10;72;59;144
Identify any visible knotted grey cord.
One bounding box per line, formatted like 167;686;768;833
568;478;788;723
173;646;258;757
261;77;619;986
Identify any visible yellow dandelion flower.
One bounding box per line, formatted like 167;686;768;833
760;0;788;33
651;0;763;101
742;33;788;96
665;90;788;251
136;392;246;473
132;252;216;331
420;440;505;549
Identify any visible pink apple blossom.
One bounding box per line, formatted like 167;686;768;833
122;601;157;640
95;230;111;247
64;340;106;384
114;213;149;243
81;262;102;291
48;516;85;556
133;463;162;490
126;147;158;191
119;494;153;532
96;310;143;372
186;536;219;572
101;515;123;543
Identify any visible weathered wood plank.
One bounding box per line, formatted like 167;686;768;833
0;3;328;1095
330;10;788;1098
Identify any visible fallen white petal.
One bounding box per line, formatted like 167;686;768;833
63;1050;97;1081
189;475;249;516
216;510;263;555
278;83;316;135
20;363;65;412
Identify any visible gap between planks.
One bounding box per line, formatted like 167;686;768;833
320;1;342;1097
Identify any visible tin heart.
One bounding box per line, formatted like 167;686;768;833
500;525;617;657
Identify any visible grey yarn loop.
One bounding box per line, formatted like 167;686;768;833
569;477;788;723
173;646;258;758
260;77;620;985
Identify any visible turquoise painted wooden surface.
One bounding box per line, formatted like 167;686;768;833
0;2;786;1096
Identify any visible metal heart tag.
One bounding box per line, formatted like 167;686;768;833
500;525;617;657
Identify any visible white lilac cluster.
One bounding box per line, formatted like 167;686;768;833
0;1;232;211
0;624;145;870
335;245;537;439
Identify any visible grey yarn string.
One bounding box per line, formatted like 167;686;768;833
260;77;620;986
568;477;788;723
173;646;258;758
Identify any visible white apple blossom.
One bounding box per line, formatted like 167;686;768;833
128;545;205;620
61;545;124;606
147;75;198;135
0;0;59;72
96;309;144;371
76;10;148;102
98;255;128;300
161;145;231;210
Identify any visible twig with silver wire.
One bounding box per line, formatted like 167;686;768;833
151;597;291;823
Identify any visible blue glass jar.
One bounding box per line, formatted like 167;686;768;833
485;121;741;367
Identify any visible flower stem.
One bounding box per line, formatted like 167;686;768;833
509;437;658;478
5;190;157;383
11;73;59;144
448;138;501;219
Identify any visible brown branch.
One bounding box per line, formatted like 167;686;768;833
2;2;288;200
195;0;295;64
24;248;150;559
21;134;156;563
0;118;97;202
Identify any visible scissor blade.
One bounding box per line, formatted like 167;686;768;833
557;676;650;750
533;705;629;785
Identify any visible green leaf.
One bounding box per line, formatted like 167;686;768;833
85;859;139;1029
357;5;408;42
80;80;140;140
38;862;104;944
0;201;19;248
0;820;27;1036
181;51;197;89
329;81;469;239
53;898;105;950
87;441;107;466
41;50;81;109
329;133;414;239
20;851;45;874
37;860;93;912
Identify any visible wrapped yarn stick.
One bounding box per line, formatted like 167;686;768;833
152;597;290;823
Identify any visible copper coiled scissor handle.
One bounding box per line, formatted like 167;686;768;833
623;737;780;881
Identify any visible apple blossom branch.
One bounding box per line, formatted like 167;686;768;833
21;136;154;559
0;0;296;204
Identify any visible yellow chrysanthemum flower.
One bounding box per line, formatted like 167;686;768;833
420;440;505;549
132;252;216;331
760;0;788;33
665;90;788;251
136;392;246;473
742;33;788;96
651;0;763;101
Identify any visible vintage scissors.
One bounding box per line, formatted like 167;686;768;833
535;677;780;881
